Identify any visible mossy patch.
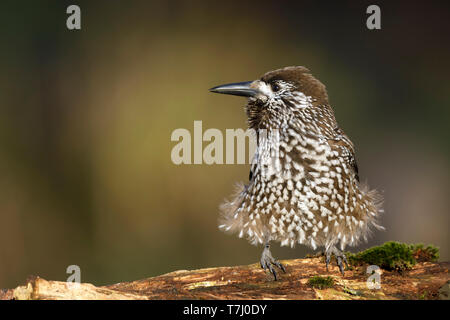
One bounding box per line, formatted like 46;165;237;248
348;241;440;272
305;252;324;259
411;243;439;262
308;276;334;289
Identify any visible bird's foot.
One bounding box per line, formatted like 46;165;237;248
325;246;349;276
260;244;286;281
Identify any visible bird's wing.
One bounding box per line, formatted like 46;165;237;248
328;126;360;182
288;115;360;183
249;147;259;182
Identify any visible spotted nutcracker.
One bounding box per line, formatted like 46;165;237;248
209;66;383;280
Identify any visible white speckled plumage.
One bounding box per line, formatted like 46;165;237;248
218;66;383;255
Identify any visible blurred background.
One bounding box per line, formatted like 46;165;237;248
0;1;449;288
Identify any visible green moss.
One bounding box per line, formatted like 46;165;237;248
410;243;439;262
308;276;334;289
342;286;361;296
418;290;428;300
348;241;440;272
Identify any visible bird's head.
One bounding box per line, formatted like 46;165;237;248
210;66;331;131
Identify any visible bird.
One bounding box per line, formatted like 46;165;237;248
209;66;383;280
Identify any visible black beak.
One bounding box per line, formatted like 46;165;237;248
209;81;258;97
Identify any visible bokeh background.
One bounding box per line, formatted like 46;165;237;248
0;1;449;288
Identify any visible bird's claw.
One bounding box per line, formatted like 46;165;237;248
260;244;286;281
325;246;349;276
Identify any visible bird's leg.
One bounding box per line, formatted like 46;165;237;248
325;251;331;272
325;246;349;276
260;242;286;280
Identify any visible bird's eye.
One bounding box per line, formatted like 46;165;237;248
271;82;280;92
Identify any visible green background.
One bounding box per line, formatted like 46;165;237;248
0;1;448;288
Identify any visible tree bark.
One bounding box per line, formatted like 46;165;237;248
1;258;449;300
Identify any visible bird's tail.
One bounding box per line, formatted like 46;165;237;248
218;182;267;245
356;183;385;246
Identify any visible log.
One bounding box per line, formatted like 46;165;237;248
1;257;449;300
